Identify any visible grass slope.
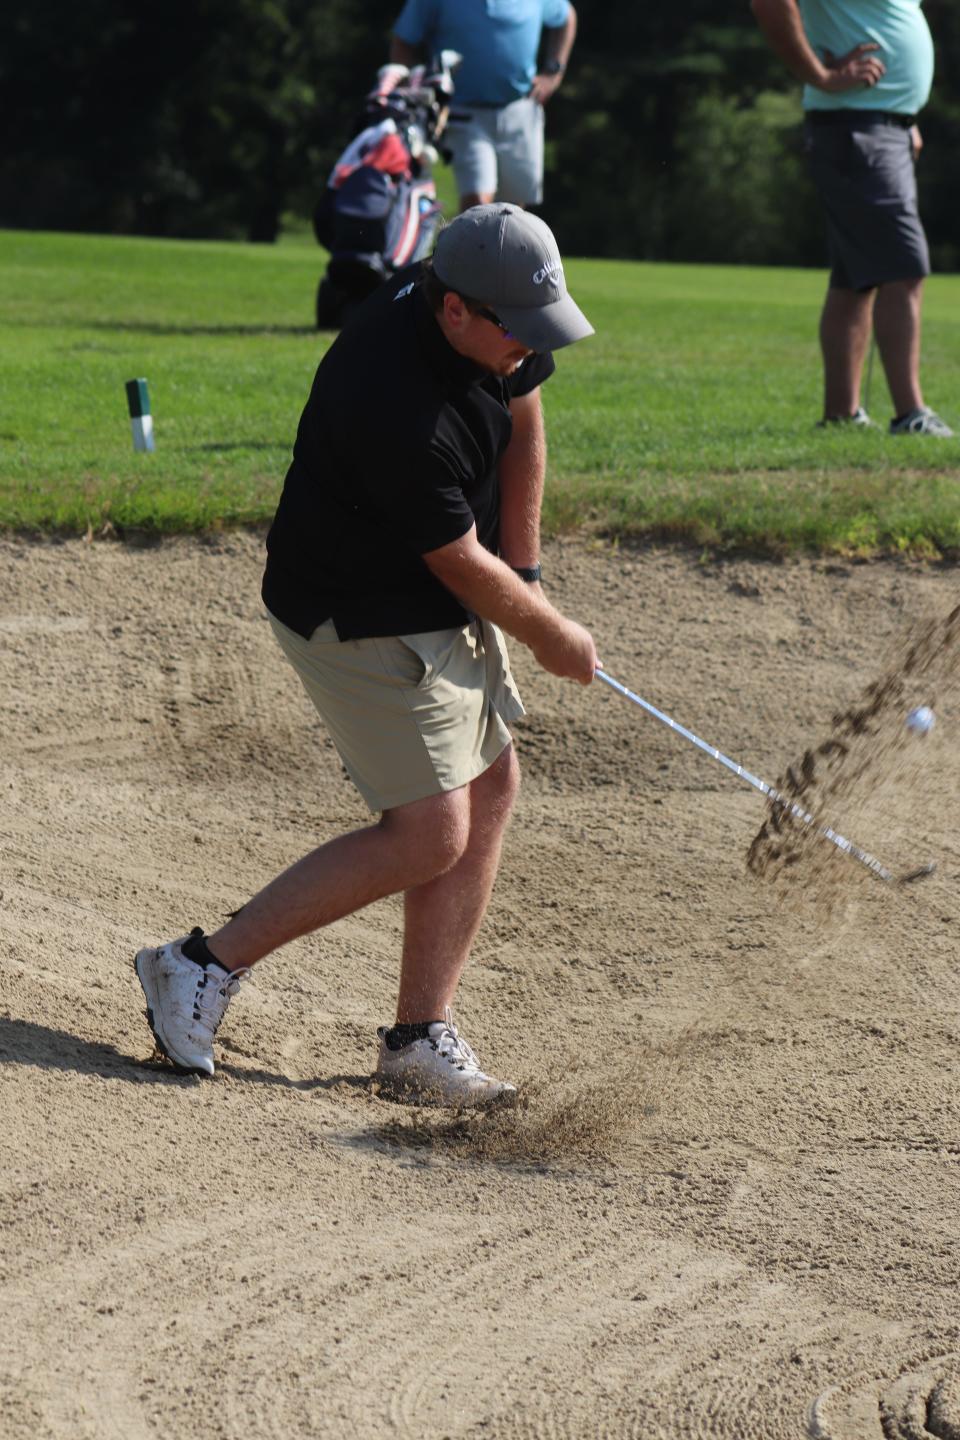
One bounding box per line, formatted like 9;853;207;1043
1;227;958;552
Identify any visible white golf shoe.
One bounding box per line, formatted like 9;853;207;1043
375;1008;516;1108
816;407;877;429
134;930;246;1076
889;406;954;437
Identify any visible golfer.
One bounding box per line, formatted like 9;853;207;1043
135;204;596;1105
752;0;952;436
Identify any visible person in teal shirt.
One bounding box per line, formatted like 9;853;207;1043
800;0;933;116
391;0;577;211
752;0;952;436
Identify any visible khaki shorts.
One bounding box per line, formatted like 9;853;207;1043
445;97;545;206
268;613;525;813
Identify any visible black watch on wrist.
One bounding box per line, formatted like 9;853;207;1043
512;563;542;583
541;58;564;76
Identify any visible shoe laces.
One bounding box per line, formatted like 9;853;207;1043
193;965;249;1036
432;1007;482;1073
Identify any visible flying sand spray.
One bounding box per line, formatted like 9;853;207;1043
595;668;936;888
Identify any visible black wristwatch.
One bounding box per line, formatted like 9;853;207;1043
512;563;542;583
541;58;564;76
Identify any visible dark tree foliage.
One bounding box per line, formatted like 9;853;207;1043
541;10;792;258
913;0;960;270
545;0;959;268
1;0;957;265
1;0;396;241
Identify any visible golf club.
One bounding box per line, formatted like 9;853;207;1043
595;668;934;887
863;332;876;419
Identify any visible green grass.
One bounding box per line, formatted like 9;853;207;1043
549;260;960;556
1;223;959;554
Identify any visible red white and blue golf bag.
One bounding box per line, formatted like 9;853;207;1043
313;53;460;329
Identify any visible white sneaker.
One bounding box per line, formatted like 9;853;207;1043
134;930;246;1076
375;1008;517;1108
889;406;954;437
816;406;877;429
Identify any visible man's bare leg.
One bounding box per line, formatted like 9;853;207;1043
460;191;495;212
873;276;925;417
820;284;875;418
205;788;471;972
396;744;520;1022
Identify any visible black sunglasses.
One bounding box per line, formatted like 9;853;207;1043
436;278;515;340
473;304;514;339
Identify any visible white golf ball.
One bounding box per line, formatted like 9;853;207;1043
906;705;935;735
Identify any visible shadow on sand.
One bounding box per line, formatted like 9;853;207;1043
0;1015;372;1092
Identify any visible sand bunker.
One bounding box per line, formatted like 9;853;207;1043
3;536;960;1439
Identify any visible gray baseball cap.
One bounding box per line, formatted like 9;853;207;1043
432;203;594;353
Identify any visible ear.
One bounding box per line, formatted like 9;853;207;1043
442;290;469;328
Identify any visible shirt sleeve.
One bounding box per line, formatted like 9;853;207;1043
541;0;570;30
393;0;437;46
506;350;556;399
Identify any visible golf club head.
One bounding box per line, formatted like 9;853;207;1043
897;861;936;885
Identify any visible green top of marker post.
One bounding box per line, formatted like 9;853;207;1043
125;378;151;418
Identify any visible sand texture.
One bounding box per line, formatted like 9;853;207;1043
2;533;960;1439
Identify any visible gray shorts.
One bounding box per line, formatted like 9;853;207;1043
804;113;930;292
268;613;525;813
444;96;545;205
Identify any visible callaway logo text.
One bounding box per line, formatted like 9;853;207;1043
532;259;563;285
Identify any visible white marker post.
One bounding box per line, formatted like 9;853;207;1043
126;378;155;452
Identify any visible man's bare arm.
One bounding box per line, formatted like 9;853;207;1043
423;525;596;684
542;4;577;70
531;5;577;104
750;0;885;91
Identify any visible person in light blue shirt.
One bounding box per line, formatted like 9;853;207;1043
391;0;576;211
752;0;952;436
799;0;933;116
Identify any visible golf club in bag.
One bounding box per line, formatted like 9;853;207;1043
313;51;461;330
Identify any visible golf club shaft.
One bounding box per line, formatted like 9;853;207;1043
864;333;876;417
595;668;895;884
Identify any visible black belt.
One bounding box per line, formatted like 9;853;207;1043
449;96;531;119
805;109;915;128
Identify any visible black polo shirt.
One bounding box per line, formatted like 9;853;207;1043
261;265;555;640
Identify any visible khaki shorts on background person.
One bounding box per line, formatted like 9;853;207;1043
445;96;545;205
268;614;525;812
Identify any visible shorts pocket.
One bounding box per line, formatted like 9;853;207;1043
372;634;430;689
397;627;470;689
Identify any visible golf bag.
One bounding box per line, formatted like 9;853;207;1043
313;52;460;329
